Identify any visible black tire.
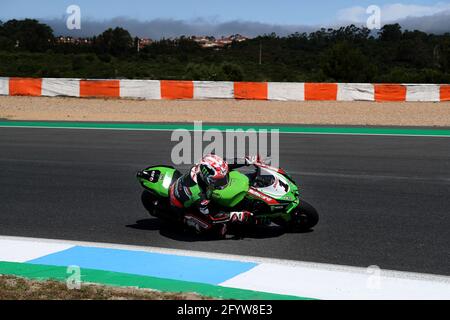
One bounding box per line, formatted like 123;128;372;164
141;190;158;217
141;190;180;225
288;200;319;232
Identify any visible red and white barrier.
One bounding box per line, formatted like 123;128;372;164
120;79;161;100
405;84;440;102
442;85;450;101
268;82;305;101
337;83;375;101
0;77;8;95
0;77;449;102
193;81;234;99
42;78;80;97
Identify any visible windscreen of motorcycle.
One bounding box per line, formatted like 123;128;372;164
256;167;291;199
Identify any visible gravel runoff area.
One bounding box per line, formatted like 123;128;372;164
1;96;450;126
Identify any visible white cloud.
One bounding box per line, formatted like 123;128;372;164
382;2;450;21
337;2;450;24
337;6;367;23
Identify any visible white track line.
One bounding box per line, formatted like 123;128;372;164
0;125;450;138
221;263;450;300
0;238;73;262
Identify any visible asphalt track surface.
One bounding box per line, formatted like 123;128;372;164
0;125;449;276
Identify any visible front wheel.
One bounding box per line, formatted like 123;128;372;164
288;200;319;232
141;190;159;217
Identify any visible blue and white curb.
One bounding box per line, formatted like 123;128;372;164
0;236;449;300
29;246;256;285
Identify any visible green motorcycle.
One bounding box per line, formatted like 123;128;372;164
136;160;318;234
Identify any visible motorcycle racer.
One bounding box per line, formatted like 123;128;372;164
137;154;319;236
169;154;254;236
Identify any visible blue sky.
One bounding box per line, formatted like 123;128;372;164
0;0;448;25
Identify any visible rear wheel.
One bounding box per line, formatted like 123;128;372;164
288;200;319;232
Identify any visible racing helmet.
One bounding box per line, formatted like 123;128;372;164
197;154;229;190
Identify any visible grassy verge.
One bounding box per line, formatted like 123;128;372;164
0;275;211;300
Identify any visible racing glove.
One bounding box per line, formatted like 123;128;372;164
198;199;211;215
245;155;263;166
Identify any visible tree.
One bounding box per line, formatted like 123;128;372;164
1;19;54;51
0;18;448;83
321;41;373;82
184;62;243;81
221;63;243;81
437;38;450;73
0;20;11;50
95;27;133;56
379;24;402;42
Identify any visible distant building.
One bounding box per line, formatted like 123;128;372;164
55;36;93;45
53;34;247;48
191;35;216;47
191;34;249;48
56;36;74;44
138;38;153;49
230;34;249;42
